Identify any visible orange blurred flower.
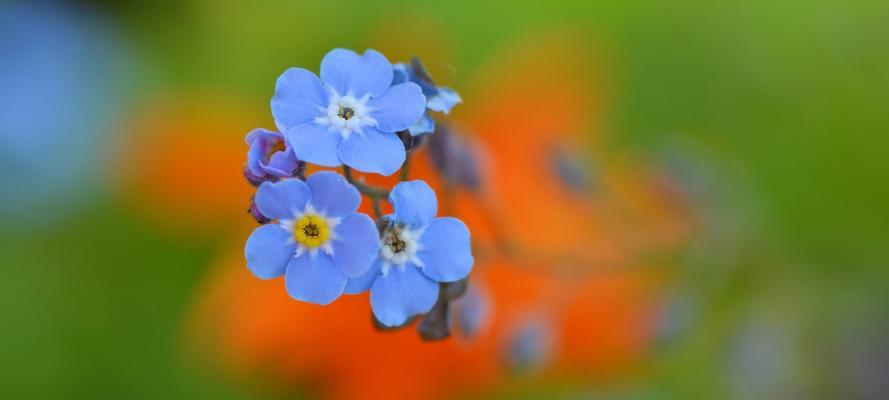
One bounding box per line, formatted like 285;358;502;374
120;29;697;399
118;96;263;236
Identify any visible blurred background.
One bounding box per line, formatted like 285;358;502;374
2;0;888;398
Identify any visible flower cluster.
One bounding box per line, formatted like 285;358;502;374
243;49;473;335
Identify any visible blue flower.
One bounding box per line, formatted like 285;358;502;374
453;282;491;339
244;172;379;305
0;3;128;223
505;318;554;373
345;180;474;326
244;128;301;184
391;58;462;136
271;49;426;176
426;124;482;191
549;146;596;193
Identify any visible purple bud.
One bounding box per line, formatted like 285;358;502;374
243;166;266;187
426;124;482;191
549;145;596;193
417;279;470;341
247;196;269;224
453;282;492;339
504;318;554;373
244;128;302;186
417;294;451;341
651;293;696;350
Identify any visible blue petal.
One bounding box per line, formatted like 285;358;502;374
285;252;346;305
245;128;279;177
344;259;383;294
255;179;311;220
320;48;392;98
370;266;439;326
284;122;343;167
306;171;360;217
368;82;426;133
245;224;296;279
418;217;473;282
426;87;462;114
391;63;409;85
389;180;438;228
407;114;435;137
337;127;405;176
271;68;327;132
332;213;379;278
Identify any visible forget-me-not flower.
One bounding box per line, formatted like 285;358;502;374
245;172;379;305
271;49;426;176
345;180;473;326
244;128;301;185
391;58;462;136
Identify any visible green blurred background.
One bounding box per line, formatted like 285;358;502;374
2;0;888;398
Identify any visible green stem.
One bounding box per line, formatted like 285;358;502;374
342;166;389;198
342;165;388;220
372;197;383;220
399;153;412;181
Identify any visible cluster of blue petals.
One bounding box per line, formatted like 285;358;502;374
344;181;473;326
272;49;426;176
243;49;472;327
392;59;462;136
245;172;379;304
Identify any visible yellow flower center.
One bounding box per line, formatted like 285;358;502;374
293;214;330;248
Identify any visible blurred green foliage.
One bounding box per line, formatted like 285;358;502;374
3;0;888;398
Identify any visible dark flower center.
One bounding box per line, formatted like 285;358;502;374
384;228;407;254
337;106;355;120
303;223;320;238
388;236;407;254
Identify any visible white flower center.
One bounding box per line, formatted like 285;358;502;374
314;91;377;139
379;224;424;275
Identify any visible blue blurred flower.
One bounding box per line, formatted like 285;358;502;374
505;318;554;373
652;292;696;350
727;313;798;398
245;172;379;305
549;146;597;194
271;49;426;176
344;180;474;326
0;3;128;223
391;58;462;136
244;128;302;185
426;124;483;191
453;281;492;339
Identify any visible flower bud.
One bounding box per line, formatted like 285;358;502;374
247;196;270;224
